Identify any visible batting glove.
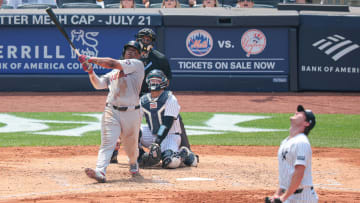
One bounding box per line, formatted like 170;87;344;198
78;55;92;64
82;63;93;74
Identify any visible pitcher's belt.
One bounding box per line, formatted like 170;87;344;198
106;103;140;111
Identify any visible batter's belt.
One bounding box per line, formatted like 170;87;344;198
106;103;140;111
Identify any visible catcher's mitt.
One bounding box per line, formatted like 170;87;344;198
149;143;161;159
138;143;161;168
265;197;282;203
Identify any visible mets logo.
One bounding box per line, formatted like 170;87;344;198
241;29;266;57
186;29;213;57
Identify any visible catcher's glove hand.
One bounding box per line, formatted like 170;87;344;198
265;197;282;203
149;143;161;159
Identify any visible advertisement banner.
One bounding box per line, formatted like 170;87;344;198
0;14;161;27
164;27;289;75
0;27;146;74
299;15;360;91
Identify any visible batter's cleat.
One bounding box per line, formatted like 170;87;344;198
110;150;118;164
129;162;139;176
85;168;106;183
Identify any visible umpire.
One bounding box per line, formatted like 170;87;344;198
135;28;172;96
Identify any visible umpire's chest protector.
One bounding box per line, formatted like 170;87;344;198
141;91;171;134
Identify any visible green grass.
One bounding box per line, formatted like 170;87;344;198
0;112;359;148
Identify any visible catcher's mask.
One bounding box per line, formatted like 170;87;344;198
146;69;169;91
122;40;141;57
135;28;156;52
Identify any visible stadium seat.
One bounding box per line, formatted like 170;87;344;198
253;0;278;7
149;2;162;7
149;0;163;4
253;3;275;7
104;0;121;3
136;3;146;7
105;3;121;7
61;3;102;8
17;4;58;9
219;0;236;5
178;0;188;4
0;4;14;9
180;3;190;6
61;0;97;3
105;2;145;7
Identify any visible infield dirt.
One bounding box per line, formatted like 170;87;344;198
0;92;359;202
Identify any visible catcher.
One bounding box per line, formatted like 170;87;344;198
138;69;198;169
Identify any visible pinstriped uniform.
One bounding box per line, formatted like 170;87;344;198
96;59;144;175
140;91;182;153
278;133;318;203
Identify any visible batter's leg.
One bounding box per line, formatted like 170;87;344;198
96;107;121;175
119;110;142;170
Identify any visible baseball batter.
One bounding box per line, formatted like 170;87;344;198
110;28;172;164
79;40;144;183
138;69;198;169
266;105;318;203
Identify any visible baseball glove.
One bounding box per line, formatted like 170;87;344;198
138;143;161;168
149;143;161;159
265;197;282;203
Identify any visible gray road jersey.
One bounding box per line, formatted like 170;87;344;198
102;59;144;106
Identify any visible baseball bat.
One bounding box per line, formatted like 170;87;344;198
45;7;80;57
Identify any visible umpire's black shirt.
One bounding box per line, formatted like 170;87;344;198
140;49;172;96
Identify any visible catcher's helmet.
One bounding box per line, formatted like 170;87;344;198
146;69;169;91
122;40;141;57
135;28;157;42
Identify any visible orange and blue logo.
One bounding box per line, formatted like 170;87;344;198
186;30;213;57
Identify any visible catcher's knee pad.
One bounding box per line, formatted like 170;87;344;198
179;146;198;167
161;149;179;169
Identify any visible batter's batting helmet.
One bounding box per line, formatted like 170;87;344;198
146;69;169;91
135;28;157;42
122;40;141;57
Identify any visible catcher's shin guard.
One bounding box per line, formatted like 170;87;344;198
179;146;198;167
161;149;181;168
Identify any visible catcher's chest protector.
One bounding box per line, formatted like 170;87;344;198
141;91;171;134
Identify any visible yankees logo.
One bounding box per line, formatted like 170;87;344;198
281;150;288;161
241;29;267;57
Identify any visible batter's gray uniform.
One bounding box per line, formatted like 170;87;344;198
278;133;318;203
140;91;183;168
90;59;144;175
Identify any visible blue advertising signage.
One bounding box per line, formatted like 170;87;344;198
164;27;289;75
0;14;161;27
299;15;360;91
0;27;146;74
